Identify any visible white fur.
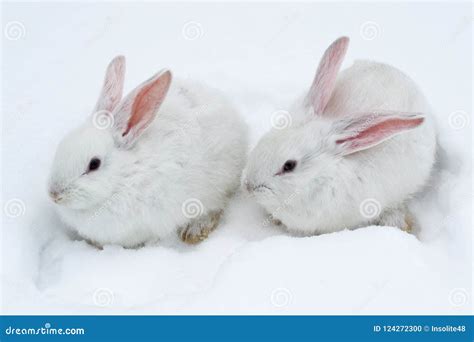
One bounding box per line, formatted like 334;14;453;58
243;59;436;235
48;67;248;247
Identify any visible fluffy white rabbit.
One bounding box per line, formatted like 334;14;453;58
48;56;247;247
243;37;436;235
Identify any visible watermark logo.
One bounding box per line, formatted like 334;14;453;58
448;110;469;130
270;110;292;130
93;288;114;307
182;21;203;40
360;21;381;41
449;288;469;307
181;198;204;219
359;198;381;219
91;110;114;130
271;287;293;308
4;21;26;41
3;198;26;218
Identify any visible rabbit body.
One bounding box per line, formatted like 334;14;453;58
244;38;436;235
49;61;247;247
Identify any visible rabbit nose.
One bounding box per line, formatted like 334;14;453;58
49;189;63;203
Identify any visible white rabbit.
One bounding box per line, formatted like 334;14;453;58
243;37;436;235
48;56;248;247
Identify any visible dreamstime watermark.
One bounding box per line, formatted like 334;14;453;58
177;104;206;139
264;11;301;48
448;110;470;130
178;120;197;139
91;110;114;130
359;21;382;41
4;323;85;336
359;198;381;219
271;287;293;308
449;288;469;307
182;21;203;40
3;198;26;218
356;279;390;312
182;198;204;219
93;288;114;307
270;110;292;130
85;193;120;225
262;189;301;227
339;112;378;137
4;21;26;41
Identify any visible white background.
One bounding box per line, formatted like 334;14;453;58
1;1;472;314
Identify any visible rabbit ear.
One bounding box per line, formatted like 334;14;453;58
94;56;126;113
112;69;172;148
306;37;349;116
332;111;425;155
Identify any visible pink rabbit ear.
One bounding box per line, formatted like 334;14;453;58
113;69;172;148
333;111;425;155
94;56;126;113
306;37;349;116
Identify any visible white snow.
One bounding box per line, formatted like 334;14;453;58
1;2;472;314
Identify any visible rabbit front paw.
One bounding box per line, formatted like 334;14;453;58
179;210;222;244
377;205;415;233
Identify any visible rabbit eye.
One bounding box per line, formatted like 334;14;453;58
282;160;297;173
88;158;101;172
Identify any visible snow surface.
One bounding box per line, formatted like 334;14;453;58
1;2;472;314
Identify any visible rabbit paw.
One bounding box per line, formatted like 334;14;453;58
179;210;222;244
271;218;283;226
85;238;104;250
377;206;414;233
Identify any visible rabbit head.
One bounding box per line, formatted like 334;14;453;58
243;37;425;226
48;56;172;210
